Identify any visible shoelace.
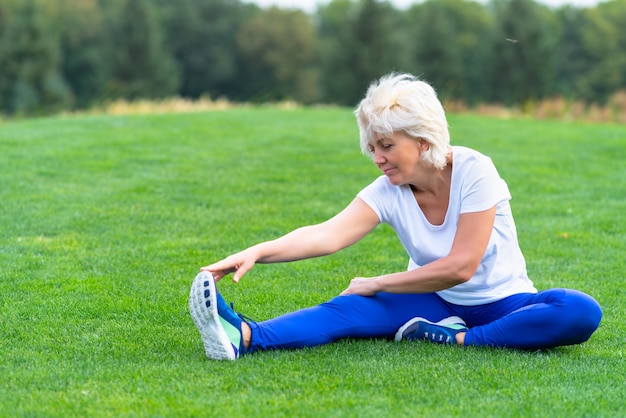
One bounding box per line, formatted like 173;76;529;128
229;301;254;323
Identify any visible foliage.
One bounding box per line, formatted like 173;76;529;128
57;0;109;107
106;0;180;100
406;0;493;103
554;6;586;98
0;0;71;114
489;0;559;104
161;0;253;100
236;7;319;103
318;0;403;105
2;0;626;115
573;5;624;104
0;109;624;416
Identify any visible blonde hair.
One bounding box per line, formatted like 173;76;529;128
354;73;451;169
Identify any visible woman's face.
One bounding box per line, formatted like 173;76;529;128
367;131;426;186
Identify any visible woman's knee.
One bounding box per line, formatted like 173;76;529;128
561;289;602;343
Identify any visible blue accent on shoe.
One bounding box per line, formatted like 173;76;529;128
398;317;468;344
215;290;247;356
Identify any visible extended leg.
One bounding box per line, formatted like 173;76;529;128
248;292;455;352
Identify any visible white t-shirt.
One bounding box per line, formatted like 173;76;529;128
357;146;537;306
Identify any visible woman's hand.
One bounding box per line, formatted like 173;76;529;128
340;277;381;296
201;248;259;283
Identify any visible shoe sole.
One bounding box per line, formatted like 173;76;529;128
394;316;465;342
188;271;236;360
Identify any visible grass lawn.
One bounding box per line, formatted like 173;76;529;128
0;108;625;417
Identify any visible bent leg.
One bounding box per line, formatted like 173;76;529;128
464;289;602;349
248;292;454;352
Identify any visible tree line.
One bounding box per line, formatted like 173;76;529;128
1;0;626;117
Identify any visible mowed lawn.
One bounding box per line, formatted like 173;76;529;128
0;108;624;417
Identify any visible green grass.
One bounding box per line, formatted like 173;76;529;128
1;108;625;417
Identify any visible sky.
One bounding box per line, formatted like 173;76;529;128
244;0;601;13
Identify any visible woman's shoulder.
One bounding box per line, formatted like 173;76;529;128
359;175;408;200
452;145;491;161
363;175;394;193
452;146;497;171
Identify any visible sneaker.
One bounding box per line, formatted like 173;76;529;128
188;271;247;360
395;316;468;344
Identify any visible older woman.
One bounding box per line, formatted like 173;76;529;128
189;73;602;360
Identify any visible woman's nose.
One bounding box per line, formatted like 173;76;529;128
373;148;385;164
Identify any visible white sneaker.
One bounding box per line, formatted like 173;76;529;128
188;271;238;360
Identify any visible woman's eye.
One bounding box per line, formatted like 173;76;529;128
382;144;392;149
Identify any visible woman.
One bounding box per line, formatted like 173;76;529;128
189;73;602;360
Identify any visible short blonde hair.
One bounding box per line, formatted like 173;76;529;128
354;73;451;169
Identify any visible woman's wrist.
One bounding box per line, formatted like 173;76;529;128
372;276;385;293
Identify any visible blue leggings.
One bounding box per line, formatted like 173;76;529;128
247;289;602;351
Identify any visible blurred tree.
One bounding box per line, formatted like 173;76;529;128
350;0;403;99
236;6;319;103
162;0;252;100
0;0;71;115
553;6;586;98
318;0;403;105
0;1;7;29
407;1;462;101
1;0;626;114
488;0;559;104
595;0;626;97
406;0;492;104
317;0;358;104
107;0;179;100
57;0;110;108
573;7;622;103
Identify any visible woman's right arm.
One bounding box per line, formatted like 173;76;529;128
203;197;379;282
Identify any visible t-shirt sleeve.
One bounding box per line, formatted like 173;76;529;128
460;154;511;213
356;176;391;223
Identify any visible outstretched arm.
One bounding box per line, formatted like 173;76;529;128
203;197;379;282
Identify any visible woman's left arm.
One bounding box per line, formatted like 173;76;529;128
341;206;496;296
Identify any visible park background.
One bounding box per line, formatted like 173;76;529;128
1;0;626;121
1;0;626;416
